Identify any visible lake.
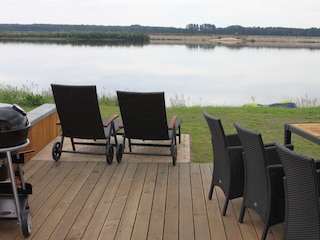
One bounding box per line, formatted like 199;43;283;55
1;42;319;106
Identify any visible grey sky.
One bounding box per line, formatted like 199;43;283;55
1;0;319;28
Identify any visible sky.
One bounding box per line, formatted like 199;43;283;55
1;0;320;29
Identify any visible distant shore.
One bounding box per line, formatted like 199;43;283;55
149;34;320;48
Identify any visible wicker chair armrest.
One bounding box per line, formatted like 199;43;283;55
316;169;320;184
265;144;294;165
263;142;275;147
226;146;244;166
315;160;320;169
227;145;243;152
103;114;119;127
265;142;294;150
265;146;281;165
267;164;285;198
226;145;244;192
267;164;282;170
226;133;241;146
168;115;178;130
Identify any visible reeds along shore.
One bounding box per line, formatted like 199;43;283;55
149;34;320;48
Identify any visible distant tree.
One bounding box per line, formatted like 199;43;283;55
199;24;216;33
186;24;199;33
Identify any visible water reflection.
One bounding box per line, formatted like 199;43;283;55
0;42;319;106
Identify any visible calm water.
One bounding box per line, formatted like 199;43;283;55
1;42;320;106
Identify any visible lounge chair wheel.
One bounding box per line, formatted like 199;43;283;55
21;210;32;237
172;145;177;166
106;145;114;164
52;142;62;161
116;144;123;163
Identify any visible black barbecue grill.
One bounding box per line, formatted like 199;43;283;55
0;103;32;237
0;103;30;148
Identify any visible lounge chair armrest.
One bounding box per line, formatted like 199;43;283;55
118;120;124;129
168;115;178;130
226;133;241;146
103;114;119;127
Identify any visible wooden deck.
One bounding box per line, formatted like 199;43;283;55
1;135;284;239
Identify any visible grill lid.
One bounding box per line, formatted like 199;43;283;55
0;103;29;132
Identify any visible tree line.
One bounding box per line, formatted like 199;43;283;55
0;30;150;45
0;23;320;36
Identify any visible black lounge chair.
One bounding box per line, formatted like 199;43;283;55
275;142;320;240
234;123;289;240
203;111;244;216
116;91;182;165
51;84;119;164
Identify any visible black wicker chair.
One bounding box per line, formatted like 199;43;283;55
116;91;182;165
203;111;244;216
275;142;320;240
234;122;287;240
51;84;119;164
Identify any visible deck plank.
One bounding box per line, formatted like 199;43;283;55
81;163;127;240
66;162;113;239
199;163;226;240
99;163;138;239
179;163;194;240
147;163;168;240
114;163;148;240
163;164;179;239
131;163;158;240
190;163;211;240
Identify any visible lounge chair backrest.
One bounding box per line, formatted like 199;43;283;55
51;84;105;139
275;142;320;239
117;91;169;140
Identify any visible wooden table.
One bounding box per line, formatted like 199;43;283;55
284;122;320;145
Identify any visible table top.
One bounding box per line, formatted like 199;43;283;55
285;122;320;145
290;123;320;137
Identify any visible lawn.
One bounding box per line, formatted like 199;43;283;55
99;104;320;163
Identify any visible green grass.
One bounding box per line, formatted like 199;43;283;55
0;84;53;109
1;84;320;163
99;104;320;163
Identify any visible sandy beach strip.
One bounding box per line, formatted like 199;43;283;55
149;34;320;48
